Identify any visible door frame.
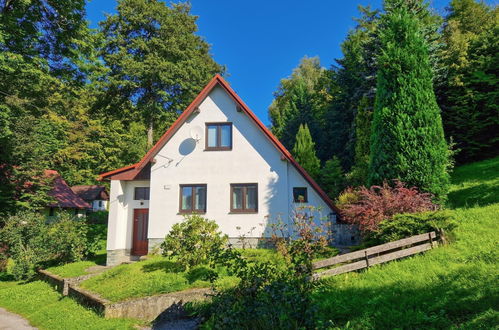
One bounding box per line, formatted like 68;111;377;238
132;208;149;256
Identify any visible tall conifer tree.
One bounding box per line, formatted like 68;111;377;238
368;6;450;202
292;124;321;180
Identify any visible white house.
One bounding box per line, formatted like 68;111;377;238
71;185;109;212
100;75;347;266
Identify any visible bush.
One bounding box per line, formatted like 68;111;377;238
87;210;108;224
205;247;315;329
198;206;331;328
47;214;91;262
0;245;8;272
338;180;437;232
372;211;457;244
0;211;95;280
161;215;228;270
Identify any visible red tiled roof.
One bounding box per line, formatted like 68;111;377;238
99;75;340;213
45;170;91;209
71;185;109;201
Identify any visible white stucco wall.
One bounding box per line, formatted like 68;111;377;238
107;85;334;255
147;85;333;240
107;180;150;251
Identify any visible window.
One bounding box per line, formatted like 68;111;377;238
293;187;308;203
206;123;232;150
134;187;150;200
230;183;258;213
179;184;207;213
98;200;103;207
49;207;55;216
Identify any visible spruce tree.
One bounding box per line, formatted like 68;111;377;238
292;124;321;180
368;7;450;202
320;156;347;199
269;57;329;158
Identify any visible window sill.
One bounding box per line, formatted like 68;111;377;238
177;211;206;215
229;211;258;214
204;148;232;151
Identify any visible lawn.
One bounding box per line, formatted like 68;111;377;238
0;279;141;330
80;249;285;303
46;224;107;278
312;156;499;329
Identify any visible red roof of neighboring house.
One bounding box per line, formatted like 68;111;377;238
45;170;91;209
71;185;109;202
99;74;340;213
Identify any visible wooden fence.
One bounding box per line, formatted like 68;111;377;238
311;231;439;280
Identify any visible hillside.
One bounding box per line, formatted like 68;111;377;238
313;157;499;329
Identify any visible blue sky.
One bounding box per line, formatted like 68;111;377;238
86;0;455;125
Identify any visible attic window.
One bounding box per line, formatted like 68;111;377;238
206;123;232;150
293;187;308;203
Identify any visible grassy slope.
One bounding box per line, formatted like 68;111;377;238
0;280;141;330
80;249;283;302
46;250;106;278
313;157;499;329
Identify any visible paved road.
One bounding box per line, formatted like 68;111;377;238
0;308;36;330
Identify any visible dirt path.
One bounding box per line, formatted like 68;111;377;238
0;308;37;330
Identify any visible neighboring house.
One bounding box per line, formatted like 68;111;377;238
44;170;90;217
100;75;351;266
71;185;109;212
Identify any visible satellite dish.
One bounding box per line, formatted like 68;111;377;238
190;126;203;142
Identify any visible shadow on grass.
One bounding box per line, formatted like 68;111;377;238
448;157;499;208
448;183;499;208
90;252;107;266
141;260;184;273
0;272;15;281
314;266;498;329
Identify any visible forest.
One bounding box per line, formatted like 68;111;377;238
0;0;497;215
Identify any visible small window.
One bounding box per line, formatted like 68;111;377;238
293;187;308;203
98;201;103;207
206;123;232;150
230;183;258;213
134;187;150;200
179;184;207;213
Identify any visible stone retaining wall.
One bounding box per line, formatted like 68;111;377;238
105;288;212;321
38;269;211;322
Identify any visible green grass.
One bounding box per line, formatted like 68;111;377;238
448;156;499;208
0;280;141;330
313;157;499;329
45;260;102;278
45;250;106;278
80;249;287;303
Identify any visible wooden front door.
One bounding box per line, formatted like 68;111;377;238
132;209;149;256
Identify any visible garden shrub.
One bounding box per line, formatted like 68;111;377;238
161;215;228;270
198;206;331;329
0;211;95;280
47;213;91;262
0;245;7;272
338;180;437;232
372;210;457;244
87;210;109;224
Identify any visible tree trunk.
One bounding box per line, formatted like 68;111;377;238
147;119;153;148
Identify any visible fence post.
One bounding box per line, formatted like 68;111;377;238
429;232;434;249
364;250;370;268
438;228;447;245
